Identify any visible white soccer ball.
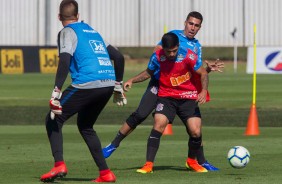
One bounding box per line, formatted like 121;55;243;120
227;146;250;169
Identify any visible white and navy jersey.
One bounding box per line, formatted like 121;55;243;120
158;29;202;65
58;21;115;89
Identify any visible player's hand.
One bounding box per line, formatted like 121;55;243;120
205;59;224;73
196;89;207;105
49;87;62;120
113;81;127;106
123;79;133;92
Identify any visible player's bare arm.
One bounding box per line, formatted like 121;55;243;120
195;66;209;104
124;69;153;91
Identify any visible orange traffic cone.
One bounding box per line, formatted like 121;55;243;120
163;124;173;135
245;104;260;136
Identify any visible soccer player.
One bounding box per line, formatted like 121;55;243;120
40;0;126;182
103;11;223;171
136;32;208;173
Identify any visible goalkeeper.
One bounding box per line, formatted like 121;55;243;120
40;0;126;183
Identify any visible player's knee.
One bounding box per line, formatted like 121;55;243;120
126;112;147;129
45;113;63;132
153;122;167;133
77;124;96;136
189;129;201;137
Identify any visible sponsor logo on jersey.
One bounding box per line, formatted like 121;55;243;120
170;72;191;86
98;70;115;74
177;54;184;61
39;49;59;73
89;40;107;54
83;29;97;33
179;91;198;99
160;55;166;62
1;49;24;74
98;57;112;66
101;79;115;83
189;53;195;60
187;42;194;47
265;51;282;71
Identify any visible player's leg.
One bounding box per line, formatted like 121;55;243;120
137;97;174;174
185;119;219;170
77;87;116;182
178;100;207;173
136;114;168;174
41;86;87;182
185;117;208;172
185;109;219;171
197;142;219;171
103;80;158;158
41;114;68;182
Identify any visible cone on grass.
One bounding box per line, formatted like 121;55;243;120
245;104;260;136
163;124;173;135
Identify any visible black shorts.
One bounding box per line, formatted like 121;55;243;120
155;97;201;124
54;85;114;126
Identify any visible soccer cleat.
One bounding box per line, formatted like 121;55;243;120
185;158;208;173
201;160;219;171
92;170;116;183
136;162;153;174
102;144;117;158
40;164;68;182
186;160;219;171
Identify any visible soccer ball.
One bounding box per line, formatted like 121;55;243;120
227;146;250;169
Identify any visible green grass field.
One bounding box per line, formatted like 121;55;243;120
0;61;281;126
0;61;282;183
1;125;282;184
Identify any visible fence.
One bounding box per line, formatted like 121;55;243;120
0;0;281;47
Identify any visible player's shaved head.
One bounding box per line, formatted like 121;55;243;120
59;0;78;21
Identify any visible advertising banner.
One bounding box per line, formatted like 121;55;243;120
39;49;59;73
0;49;24;74
247;47;282;74
0;46;57;74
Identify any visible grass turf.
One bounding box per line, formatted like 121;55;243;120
0;125;282;184
0;61;281;183
0;61;281;126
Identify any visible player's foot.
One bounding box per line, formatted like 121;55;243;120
201;160;219;171
185;158;207;173
40;164;68;182
92;170;116;183
136;161;153;174
103;143;117;158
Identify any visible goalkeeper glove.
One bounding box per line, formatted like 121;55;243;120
113;81;127;106
49;87;62;120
